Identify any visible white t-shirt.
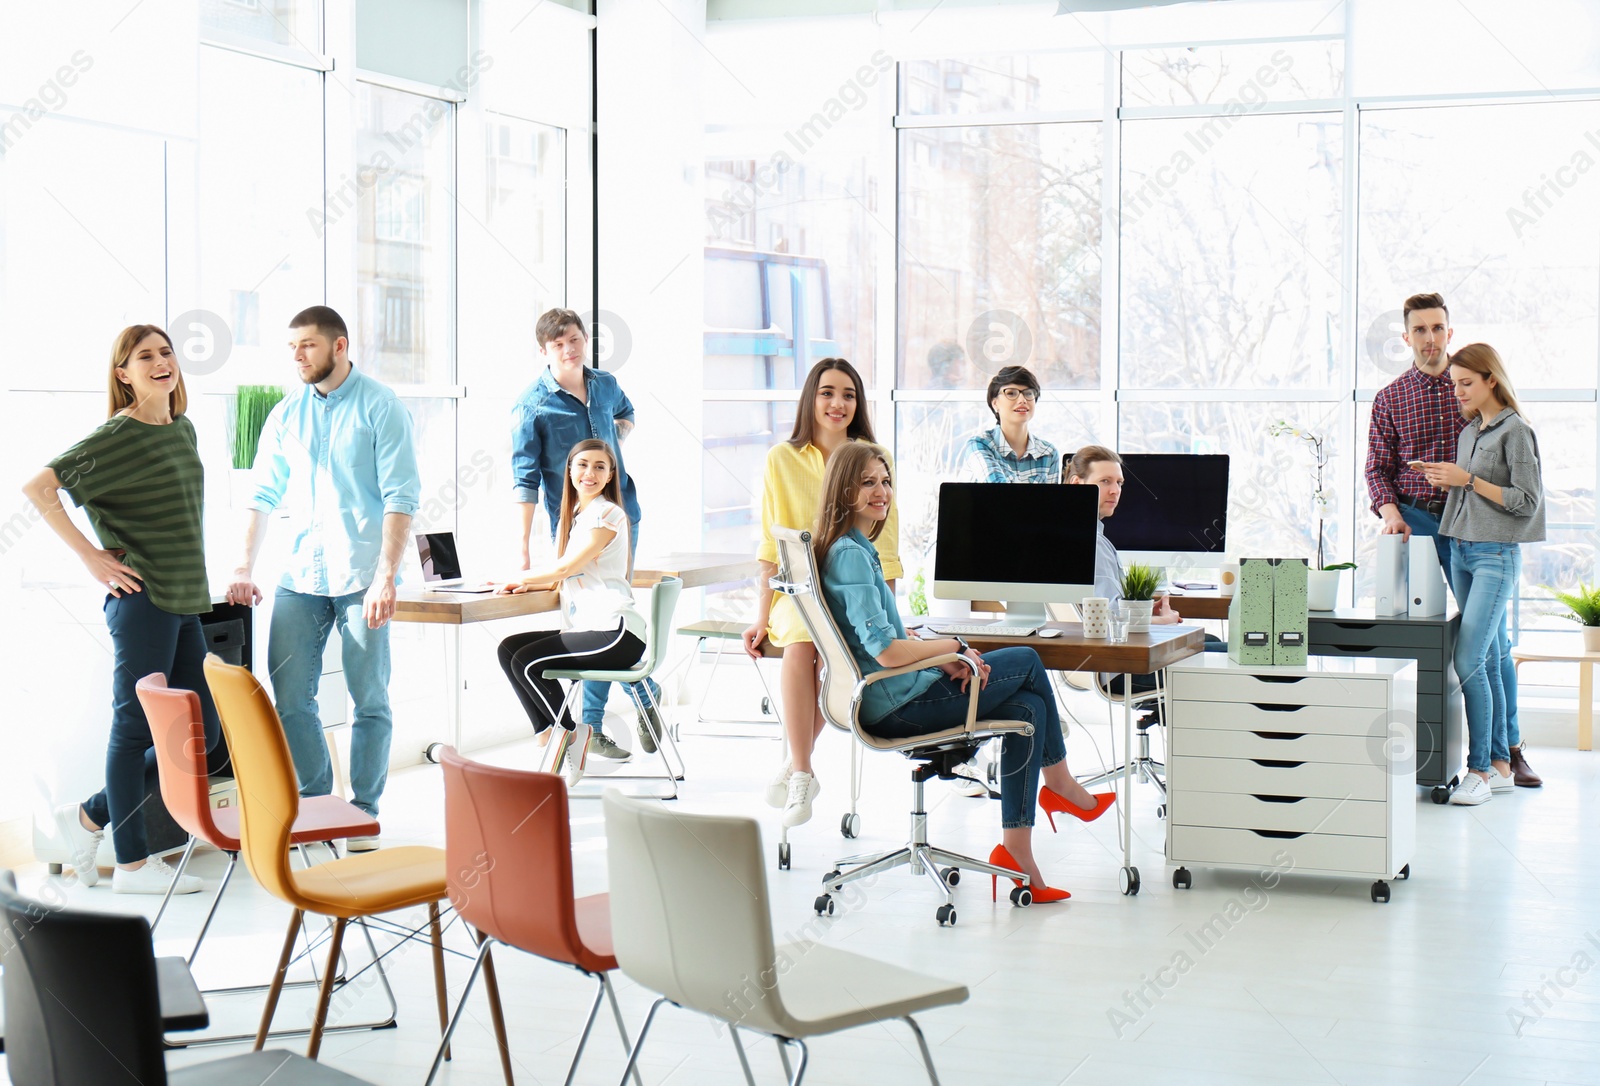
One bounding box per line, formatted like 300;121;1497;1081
561;497;647;641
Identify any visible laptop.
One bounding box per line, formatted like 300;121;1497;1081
415;531;495;594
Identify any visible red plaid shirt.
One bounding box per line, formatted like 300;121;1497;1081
1366;365;1468;514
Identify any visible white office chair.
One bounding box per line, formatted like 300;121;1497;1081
602;790;969;1086
770;527;1037;926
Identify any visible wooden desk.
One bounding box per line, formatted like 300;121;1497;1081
634;552;760;590
1511;639;1598;751
394;588;559;625
964;621;1207;896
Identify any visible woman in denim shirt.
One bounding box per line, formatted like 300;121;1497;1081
814;443;1114;901
1420;344;1545;806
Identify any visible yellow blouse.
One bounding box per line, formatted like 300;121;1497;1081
757;439;902;646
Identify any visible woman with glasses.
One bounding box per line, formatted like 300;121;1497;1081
962;366;1059;484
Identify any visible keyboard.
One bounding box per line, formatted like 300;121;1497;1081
925;622;1042;638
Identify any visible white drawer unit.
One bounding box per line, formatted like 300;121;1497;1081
1165;654;1417;903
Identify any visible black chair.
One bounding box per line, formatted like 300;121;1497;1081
0;871;373;1085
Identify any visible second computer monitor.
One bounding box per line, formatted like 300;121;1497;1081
934;482;1100;619
1102;453;1230;568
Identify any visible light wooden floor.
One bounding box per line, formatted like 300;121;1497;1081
7;695;1599;1086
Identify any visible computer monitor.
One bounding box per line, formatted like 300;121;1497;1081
1102;453;1230;569
933;482;1100;621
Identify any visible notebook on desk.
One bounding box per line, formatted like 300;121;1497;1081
416;531;496;593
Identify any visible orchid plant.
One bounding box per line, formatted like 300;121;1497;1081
1268;420;1355;573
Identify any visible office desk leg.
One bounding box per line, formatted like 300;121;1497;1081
1581;661;1593;752
1119;673;1139;896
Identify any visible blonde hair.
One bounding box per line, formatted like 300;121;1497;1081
107;325;186;419
1065;444;1121;482
555;439;624;556
812;441;890;569
1449;343;1522;420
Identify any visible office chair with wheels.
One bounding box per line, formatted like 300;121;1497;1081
769;527;1035;926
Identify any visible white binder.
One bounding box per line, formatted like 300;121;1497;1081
1408;536;1447;617
1375;534;1407;617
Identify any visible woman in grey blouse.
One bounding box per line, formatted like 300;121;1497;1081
1421;344;1544;806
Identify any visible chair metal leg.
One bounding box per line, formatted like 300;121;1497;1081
616;996;667;1085
823;847;914;891
305;916;349;1060
601;973;644;1086
561;975;609;1086
776;1035;793;1079
150;835;198;934
784;1037;810;1086
254;908;304;1051
428;901;452;1063
425;936;492;1086
903;1016;942;1086
477;936;515;1086
729;1026;758;1086
187;852;237;969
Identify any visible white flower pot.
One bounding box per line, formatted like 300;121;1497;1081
1124;600;1154;632
1582;626;1600;653
1307;569;1342;611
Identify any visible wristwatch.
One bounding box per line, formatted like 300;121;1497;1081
951;635;971;656
1465;473;1476;490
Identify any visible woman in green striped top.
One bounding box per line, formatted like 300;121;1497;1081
21;325;230;896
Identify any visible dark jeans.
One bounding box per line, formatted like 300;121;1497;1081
85;589;230;864
867;647;1064;829
499;624;647;733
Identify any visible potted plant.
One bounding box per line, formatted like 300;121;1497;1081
1548;581;1600;652
229;385;284;507
1269;421;1356;610
1120;563;1159;631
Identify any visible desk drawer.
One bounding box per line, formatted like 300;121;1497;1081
1168;754;1390;802
1169;671;1388;710
1170;825;1389;876
1170;700;1386;738
1308;620;1442;651
1306;643;1442;672
1169;792;1389;837
1171;727;1385;767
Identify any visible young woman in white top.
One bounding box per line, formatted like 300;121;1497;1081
496;439;648;784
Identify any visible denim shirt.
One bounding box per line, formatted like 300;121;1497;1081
820;529;938;724
249;366;421;596
511;366;640;540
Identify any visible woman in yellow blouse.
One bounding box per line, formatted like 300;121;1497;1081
742;358;900;828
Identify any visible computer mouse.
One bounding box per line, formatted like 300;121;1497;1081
1037;628;1063;638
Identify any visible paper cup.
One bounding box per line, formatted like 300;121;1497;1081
1219;563;1239;598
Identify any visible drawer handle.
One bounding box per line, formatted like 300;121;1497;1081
1251;759;1304;768
1330;644;1378;653
1253;703;1307;713
1251;731;1306;741
1331;622;1376;631
1250;794;1305;803
1252;676;1306;684
1251;830;1304;839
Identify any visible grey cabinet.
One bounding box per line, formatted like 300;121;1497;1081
1307;608;1463;798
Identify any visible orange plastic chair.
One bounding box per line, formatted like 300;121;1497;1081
425;748;641;1086
203;654;452;1061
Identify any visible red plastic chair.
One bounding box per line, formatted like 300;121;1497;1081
426;748;641;1086
138;674;382;961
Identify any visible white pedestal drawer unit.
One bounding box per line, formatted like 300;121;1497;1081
1165;654;1417;904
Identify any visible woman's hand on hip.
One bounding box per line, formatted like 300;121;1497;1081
84;548;142;597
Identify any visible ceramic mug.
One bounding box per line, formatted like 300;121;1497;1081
1219;563;1240;598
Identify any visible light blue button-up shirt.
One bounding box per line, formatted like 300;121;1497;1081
821;529;938;724
963;426;1061;484
511;366;640;540
249;366;421;596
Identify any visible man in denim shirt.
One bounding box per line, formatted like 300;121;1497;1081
511;308;657;759
227;306;420;845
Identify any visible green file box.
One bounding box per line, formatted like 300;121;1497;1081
1271;557;1309;666
1228;558;1276;666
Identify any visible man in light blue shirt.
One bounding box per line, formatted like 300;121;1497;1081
511;308;656;759
227;306;420;835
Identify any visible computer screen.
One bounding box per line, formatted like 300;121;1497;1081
1102;453;1229;566
416;531;463;583
933;483;1100;615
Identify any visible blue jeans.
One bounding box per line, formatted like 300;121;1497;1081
580;518;658;730
867;647;1064;829
86;590;231;863
1451;540;1520;772
268;587;392;816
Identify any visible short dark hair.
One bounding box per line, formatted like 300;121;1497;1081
985;365;1041;425
289;305;348;345
536;308;586;349
1402;293;1448;328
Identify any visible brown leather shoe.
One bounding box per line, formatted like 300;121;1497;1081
1509;744;1542;787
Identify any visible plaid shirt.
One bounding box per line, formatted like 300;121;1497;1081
1365;365;1468;515
962;426;1061;484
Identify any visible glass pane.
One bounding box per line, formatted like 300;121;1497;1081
1120;113;1343;390
896;399;1110;576
702;401;798;555
899;54;1102;116
1121;41;1344;107
397;397;456;536
200;0;321;56
899;123;1102;390
1120;400;1354;573
356;83;454;385
190;46;324;387
1357;102;1600;390
477;113;564;366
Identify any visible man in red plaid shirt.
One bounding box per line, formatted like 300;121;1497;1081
1365;292;1466;576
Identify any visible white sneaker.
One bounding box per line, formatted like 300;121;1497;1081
950;759;995;798
113;854;202;896
782;771;820;828
1450;773;1493;806
345;836;381;852
53;803;103;888
1489;768;1515;794
564;722;593;788
766;758;793;808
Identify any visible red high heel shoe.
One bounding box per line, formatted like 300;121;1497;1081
988;845;1070;903
1039;787;1116;832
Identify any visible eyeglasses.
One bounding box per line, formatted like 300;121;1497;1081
999;388;1039;402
